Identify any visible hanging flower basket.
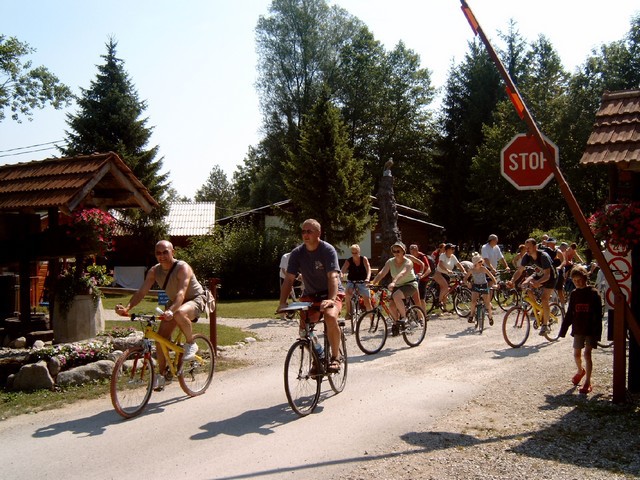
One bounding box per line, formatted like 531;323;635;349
588;202;640;252
67;208;117;255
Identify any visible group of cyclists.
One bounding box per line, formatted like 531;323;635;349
278;223;604;346
112;224;602;398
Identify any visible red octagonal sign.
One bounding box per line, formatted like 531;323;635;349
500;134;559;190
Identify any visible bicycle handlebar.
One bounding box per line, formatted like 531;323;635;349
276;301;314;313
130;313;159;323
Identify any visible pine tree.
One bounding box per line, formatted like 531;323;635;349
283;90;372;246
62;38;169;240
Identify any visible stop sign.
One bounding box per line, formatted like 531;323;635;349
500;134;559;190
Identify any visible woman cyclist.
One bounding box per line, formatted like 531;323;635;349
371;241;418;336
464;254;497;325
341;244;373;322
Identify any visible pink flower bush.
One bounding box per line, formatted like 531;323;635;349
68;208;117;255
588;203;640;251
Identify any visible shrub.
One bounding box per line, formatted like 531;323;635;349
178;221;296;299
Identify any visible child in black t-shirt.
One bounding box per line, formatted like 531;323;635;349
559;265;603;394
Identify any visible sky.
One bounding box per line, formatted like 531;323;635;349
1;0;638;198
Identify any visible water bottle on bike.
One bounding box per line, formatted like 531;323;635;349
309;330;325;359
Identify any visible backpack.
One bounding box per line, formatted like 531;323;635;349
203;285;216;318
423;254;436;276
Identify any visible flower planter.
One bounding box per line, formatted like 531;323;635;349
53;295;105;343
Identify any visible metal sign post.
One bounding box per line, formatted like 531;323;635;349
460;0;639;402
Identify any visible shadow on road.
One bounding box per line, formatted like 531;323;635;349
32;395;190;438
192;403;296;440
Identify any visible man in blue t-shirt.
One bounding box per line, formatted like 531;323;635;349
279;219;345;372
509;237;557;336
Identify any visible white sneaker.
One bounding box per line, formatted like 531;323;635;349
153;374;166;391
183;342;199;361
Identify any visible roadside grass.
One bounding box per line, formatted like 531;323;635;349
101;294;279;319
0;297;273;420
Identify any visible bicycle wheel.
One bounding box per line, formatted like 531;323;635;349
328;330;348;393
496;287;520;312
284;340;321;416
477;304;484;334
502;306;530;348
453;287;472;317
111;346;154;419
544;302;564;342
350;296;360;334
423;287;437;314
355;308;387;354
178;334;215;396
402;305;427;347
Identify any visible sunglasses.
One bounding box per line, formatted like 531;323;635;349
392;249;403;254
155;249;170;255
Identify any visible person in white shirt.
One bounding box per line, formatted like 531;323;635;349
481;234;510;284
433;243;467;309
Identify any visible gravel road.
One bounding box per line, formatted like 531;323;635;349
0;310;638;479
218;311;639;480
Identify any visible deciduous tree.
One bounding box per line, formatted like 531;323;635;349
0;35;72;123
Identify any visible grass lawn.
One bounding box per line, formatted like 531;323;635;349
101;294;279;319
0;296;276;420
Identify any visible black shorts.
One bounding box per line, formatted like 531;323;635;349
472;283;489;294
540;276;557;290
418;280;427;298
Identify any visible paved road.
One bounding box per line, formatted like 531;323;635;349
0;312;571;480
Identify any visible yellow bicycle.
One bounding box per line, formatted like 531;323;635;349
502;285;565;348
110;313;215;418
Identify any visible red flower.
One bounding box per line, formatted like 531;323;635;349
588;202;640;251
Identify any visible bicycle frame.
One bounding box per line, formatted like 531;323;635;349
137;317;207;378
371;287;397;320
143;327;187;377
521;288;546;325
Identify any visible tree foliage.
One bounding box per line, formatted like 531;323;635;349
247;0;437;213
195;165;238;218
178;221;292;299
0;35;72;123
61;38;169;245
431;39;502;242
435;14;640;249
283;90;372;245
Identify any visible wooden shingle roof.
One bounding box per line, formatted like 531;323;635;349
580;89;640;170
0;152;158;214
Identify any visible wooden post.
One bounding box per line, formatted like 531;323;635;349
207;278;220;355
613;293;627;403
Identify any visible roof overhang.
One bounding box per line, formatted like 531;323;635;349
0;152;159;215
